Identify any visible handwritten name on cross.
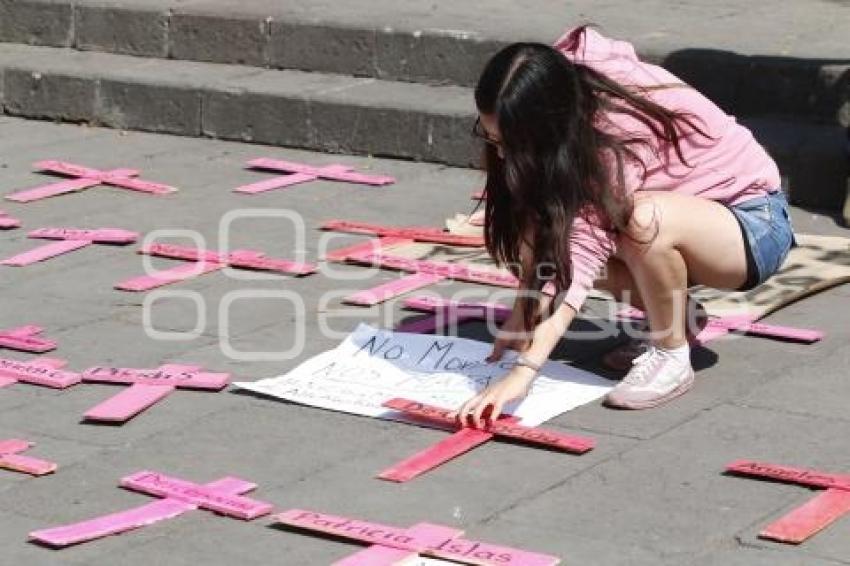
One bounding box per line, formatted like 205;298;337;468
0;357;80;389
81;364;230;422
727;460;850;544
275;509;560;566
378;398;594;483
5;161;176;203
30;471;272;547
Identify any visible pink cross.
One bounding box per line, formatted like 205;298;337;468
396;295;512;333
5;161;176;203
234;158;395;194
115;243;317;291
0;325;57;353
0;228;139;266
378;398;594;483
81;364;230;423
616;306;824;344
29;471;273;547
727;460;850;544
0;357;80;389
0;439;57;476
0;209;21;229
323;219;484;247
275;508;561;565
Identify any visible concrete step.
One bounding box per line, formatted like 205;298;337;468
1;0;848;126
0;43;846;210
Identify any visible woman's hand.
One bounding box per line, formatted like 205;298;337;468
486;307;533;363
450;365;537;429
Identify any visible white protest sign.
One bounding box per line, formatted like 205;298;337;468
235;324;612;426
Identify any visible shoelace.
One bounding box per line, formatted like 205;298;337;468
623;346;667;386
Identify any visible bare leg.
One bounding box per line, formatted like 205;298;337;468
616;192;748;349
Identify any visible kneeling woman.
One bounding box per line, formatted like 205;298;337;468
455;26;794;424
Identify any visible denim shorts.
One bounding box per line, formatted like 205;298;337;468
729;190;796;290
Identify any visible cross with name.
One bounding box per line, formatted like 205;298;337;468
234;158;395;194
0;228;139;267
5;161;176;203
726;460;850;544
0;325;57;353
81;364;230;423
0;209;21;229
0;357;80;389
275;508;560;566
115;243;317;291
0;439;57;476
323;220;484;247
29;471;273;547
378;398;594;483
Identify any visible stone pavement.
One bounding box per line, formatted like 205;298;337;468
0;116;848;564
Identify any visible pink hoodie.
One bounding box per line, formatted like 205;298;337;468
554;28;781;311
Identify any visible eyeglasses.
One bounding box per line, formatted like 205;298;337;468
471;117;503;151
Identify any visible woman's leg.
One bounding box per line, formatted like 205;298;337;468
615;192;748;348
603;191;749;409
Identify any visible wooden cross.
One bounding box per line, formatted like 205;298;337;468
0;357;80;389
0;209;21;229
727;460;850;544
234;158;394;194
115;243;317;291
0;325;57;353
81;364;231;423
29;471;272;547
275;508;560;565
0;228;138;267
378;398;594;483
322;220;484;247
5;161;176;203
0;439;57;476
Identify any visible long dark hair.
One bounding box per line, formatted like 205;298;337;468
475;27;708;330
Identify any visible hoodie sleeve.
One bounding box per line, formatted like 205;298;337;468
562;212;617;312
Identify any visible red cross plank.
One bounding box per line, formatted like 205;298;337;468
275;509;561;566
6;161;176;202
726;460;850;543
378;398;594;483
0;357;81;389
116;243;317;291
322;237;412;262
81;364;230;422
0;439;57;476
30;474;270;547
0;325;57;353
244;158;395;188
322;220;484;247
0;209;21;229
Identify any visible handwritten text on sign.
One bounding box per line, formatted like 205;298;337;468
236;324;612;427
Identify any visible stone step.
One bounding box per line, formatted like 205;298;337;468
1;0;848;126
0;43;846;210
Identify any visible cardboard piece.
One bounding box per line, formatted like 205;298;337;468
235;158;395;194
275;509;561;566
0;439;57;476
5;161;176;203
30;473;272;547
0;209;21;229
0;325;57;353
727;460;850;543
0;227;139;266
235;324;613;428
0;357;80;389
378;399;593;483
82;364;230;422
116;243;317;291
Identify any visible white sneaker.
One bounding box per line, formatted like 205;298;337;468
604;346;695;409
